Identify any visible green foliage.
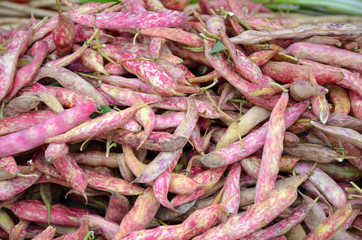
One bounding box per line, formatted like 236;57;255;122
209;40;227;55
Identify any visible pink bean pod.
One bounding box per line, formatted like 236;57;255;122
0;102;97;158
208;16;269;85
141;27;203;48
171;166;227;207
120;58;180;96
217;106;271;149
310;121;362;149
151;97;221;119
19;83;64;114
83;168;144;196
289;80;328;102
194;183;303;239
261;60;343;84
240;155;261;179
72;151;118;168
0;171;40;201
305;203;353;240
70;11;186;29
255;92;289;203
100;83;157;146
88;74;156;94
53;154;88;199
0;156;19;180
221;162;241;221
0;110;55;136
245;194;317;240
2;93;42;119
53;1;74;57
45;143;69;162
80;214;118;239
134;98;198;184
105;194;131;224
317;162;362;183
113;186;160;239
33;66;107;105
121;0;146;12
73;24;110;46
284;143;342;163
5;200;91;226
44;41;89;67
46;104;143;144
153;165;175;210
326;113;362;131
204;38;279;110
122;190;232;240
31;2;115;43
104;62;128;75
327;84;351;114
189;124;203;153
157;59;190;86
168;41;210;66
149;37;166;59
0;28;32;101
200;100;309;168
231;22;361;45
349;90;362;120
106;129;187;152
123;145;200;195
282;42;362;72
144;0;166;11
54;214;89;240
239;173;308;208
31;226;56;240
153;111;186;130
73;44;108;75
4;40;48;101
160;0;187;10
295;161;347;209
248;50;276;67
45;86;95;108
300;59;362;98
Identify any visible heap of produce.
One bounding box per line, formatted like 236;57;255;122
0;0;361;239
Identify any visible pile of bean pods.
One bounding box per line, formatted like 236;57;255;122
0;0;361;239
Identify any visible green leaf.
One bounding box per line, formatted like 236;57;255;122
83;231;95;240
209;40;227;55
98;105;111;114
47;81;62;87
40;183;52;225
226;50;234;68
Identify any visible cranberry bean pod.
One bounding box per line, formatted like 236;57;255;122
200;100;309;168
194;184;302;239
113;186;160;239
295;161;347;208
6;200;91;226
4;40;48;101
46;105;142;144
31;226;56;240
255;92;289;202
134;98;198;184
246;195;317;240
70;11;186;29
305;203;353;240
310;121;362;149
0;102;97;158
0;28;32;101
